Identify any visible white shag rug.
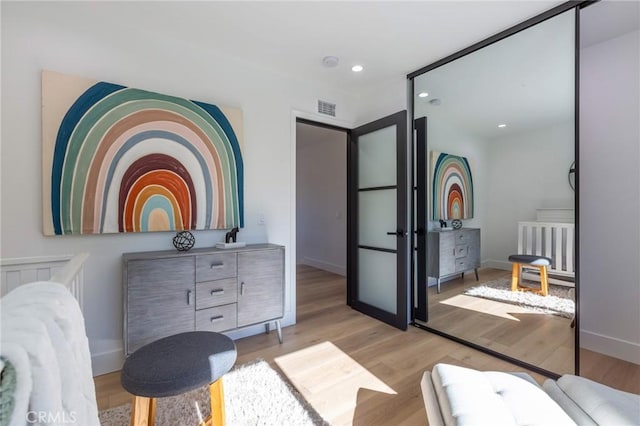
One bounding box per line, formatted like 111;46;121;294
463;277;575;318
99;360;327;426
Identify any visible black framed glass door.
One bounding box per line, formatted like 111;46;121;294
348;110;408;330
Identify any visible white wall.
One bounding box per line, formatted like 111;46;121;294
483;121;574;269
1;3;361;375
580;29;640;364
296;123;347;276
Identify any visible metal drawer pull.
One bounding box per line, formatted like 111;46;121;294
210;289;225;295
187;290;192;305
240;282;245;295
210;315;224;322
210;263;224;269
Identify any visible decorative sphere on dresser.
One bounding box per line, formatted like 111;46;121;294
172;231;195;251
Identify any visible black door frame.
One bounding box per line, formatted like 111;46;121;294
347;110;408;330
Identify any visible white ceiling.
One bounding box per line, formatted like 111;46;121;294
14;0;637;138
20;1;568;95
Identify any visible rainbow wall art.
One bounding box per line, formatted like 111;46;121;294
430;151;474;221
42;71;244;235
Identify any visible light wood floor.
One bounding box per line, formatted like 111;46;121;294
423;268;575;375
95;265;640;425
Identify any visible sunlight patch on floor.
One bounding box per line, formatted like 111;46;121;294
439;294;547;321
275;341;396;425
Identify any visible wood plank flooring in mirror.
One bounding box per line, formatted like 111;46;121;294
423;267;575;375
95;265;640;425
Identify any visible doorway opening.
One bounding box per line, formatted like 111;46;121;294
295;118;349;313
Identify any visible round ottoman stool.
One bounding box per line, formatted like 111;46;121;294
508;254;552;296
121;331;237;426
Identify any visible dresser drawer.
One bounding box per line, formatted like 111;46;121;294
454;231;468;244
454;245;468;259
196;253;237;282
455;258;474;272
195;304;237;332
196;278;237;310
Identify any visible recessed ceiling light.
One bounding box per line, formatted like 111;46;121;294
418;92;429;98
322;56;339;68
498;123;507;128
351;65;363;72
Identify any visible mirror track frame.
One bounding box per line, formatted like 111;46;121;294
407;0;596;379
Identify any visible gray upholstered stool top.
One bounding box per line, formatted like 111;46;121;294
121;331;237;398
508;254;552;266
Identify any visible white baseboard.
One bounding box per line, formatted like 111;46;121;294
580;330;640;365
300;257;346;276
482;260;511;270
90;339;124;376
89;315;297;376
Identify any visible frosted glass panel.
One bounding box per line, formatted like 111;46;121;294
359;190;396;250
358;249;396;314
358;126;397;188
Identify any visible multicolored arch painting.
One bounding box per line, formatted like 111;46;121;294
42;70;244;235
430;151;474;221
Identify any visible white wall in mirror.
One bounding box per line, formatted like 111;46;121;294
426;116;488;233
483;120;574;270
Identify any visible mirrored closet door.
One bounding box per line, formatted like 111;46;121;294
411;8;578;377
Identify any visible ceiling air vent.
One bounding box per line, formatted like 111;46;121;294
318;100;336;117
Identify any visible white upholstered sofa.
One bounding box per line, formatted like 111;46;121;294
421;363;640;426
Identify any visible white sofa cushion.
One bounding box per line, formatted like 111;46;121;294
431;363;576;426
553;375;640;426
543;379;598;425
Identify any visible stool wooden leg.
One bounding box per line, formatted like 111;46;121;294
208;378;226;426
131;396;156;426
540;265;549;296
511;263;520;292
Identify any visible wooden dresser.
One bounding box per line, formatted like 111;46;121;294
427;228;480;293
123;243;284;356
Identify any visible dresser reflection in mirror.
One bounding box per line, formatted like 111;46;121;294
428;228;480;293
